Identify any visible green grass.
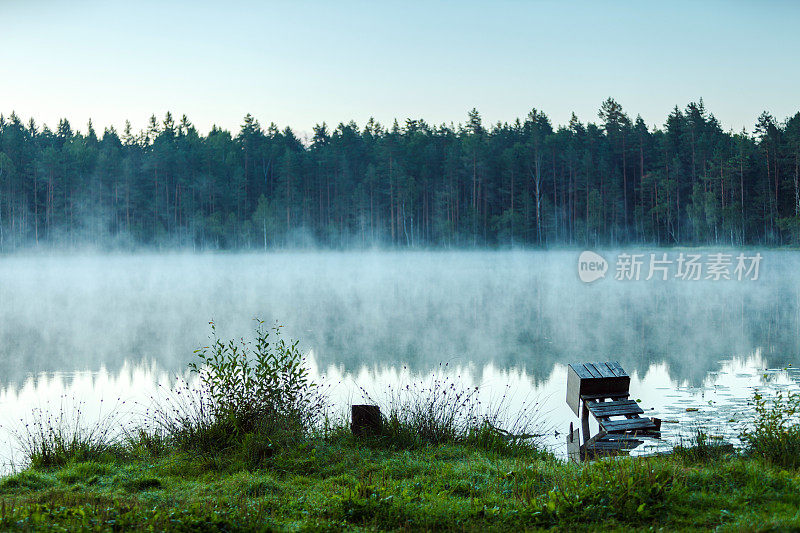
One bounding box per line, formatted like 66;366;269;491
2;436;800;531
672;430;736;463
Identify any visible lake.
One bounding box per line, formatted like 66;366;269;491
1;250;799;464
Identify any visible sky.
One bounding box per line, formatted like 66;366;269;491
1;0;798;139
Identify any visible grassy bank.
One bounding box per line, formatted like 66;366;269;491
2;322;799;531
2;439;800;531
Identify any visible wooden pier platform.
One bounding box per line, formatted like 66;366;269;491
566;361;661;461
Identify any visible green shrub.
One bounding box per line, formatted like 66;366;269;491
741;390;800;469
154;320;325;459
190;321;321;431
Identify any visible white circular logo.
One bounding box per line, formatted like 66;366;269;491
578;251;608;283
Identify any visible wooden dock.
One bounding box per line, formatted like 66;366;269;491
566;361;661;462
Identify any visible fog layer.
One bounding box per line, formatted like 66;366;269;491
0;250;797;386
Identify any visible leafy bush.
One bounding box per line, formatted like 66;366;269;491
741;390;800;468
154;320;325;458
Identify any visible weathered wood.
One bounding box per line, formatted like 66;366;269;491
571;364;593;379
596;433;648;442
581;430;644;459
566;361;630;416
591;407;643;418
351;404;381;437
593;362;615;378
583;363;602;378
593;436;644;450
581;429;609;450
600;417;659;433
590;439;643;450
586;399;644;417
566;361;664;461
607;361;627;377
579;392;629;401
581;400;591;446
567;422;581;463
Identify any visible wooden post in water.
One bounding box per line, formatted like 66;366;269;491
580;400;591;447
566;422;581;462
351;404;381;437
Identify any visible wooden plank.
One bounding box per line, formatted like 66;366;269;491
581;400;591;446
583;363;602;378
609;361;628;377
582;433;644;460
588;399;640;408
602;361;620;377
592;407;643;418
600;418;658;432
587;402;644;418
580;379;630;396
601;418;657;431
569;363;593;380
580;429;609;450
594;362;615;378
599;434;647;442
566;365;583;416
590;439;642;451
580;392;629;401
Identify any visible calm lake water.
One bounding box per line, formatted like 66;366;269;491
1;250;799;465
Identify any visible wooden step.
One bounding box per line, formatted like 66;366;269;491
581;432;645;459
579;392;629;401
586;438;643;451
586;399;644;418
600;417;659;433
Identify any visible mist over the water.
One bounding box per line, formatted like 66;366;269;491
0;250;798;387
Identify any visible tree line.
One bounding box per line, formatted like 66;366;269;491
1;99;799;250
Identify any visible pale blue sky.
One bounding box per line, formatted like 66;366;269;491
1;0;798;138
